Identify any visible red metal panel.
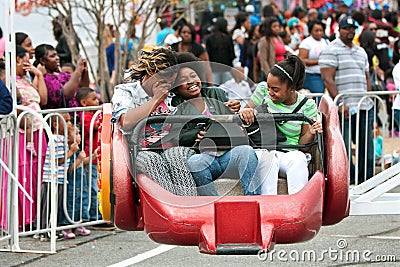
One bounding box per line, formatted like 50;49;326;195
319;96;350;225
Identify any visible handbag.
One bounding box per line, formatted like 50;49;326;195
244;97;308;147
371;69;385;91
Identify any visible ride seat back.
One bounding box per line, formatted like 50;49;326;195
214;177;288;196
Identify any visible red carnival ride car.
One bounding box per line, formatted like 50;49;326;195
97;95;349;255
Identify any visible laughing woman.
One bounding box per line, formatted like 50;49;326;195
171;57;261;196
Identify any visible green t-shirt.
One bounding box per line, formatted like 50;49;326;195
251;82;318;146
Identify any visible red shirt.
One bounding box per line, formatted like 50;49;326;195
82;112;99;164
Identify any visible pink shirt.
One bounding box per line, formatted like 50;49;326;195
274;38;286;62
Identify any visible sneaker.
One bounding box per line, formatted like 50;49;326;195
89;222;116;231
75;226;91;236
62;229;76;239
39;232;64;242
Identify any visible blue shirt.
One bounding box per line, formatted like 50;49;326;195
0;79;12;115
156;28;174;46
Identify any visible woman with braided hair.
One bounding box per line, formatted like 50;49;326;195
240;55;323;195
111;47;197;196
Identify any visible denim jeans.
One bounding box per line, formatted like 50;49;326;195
187;145;260;196
340;109;374;184
61;167;90;224
84;164;102;221
303;73;325;94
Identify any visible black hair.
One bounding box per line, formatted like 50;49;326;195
262;5;274;18
76;87;95;106
308;20;325;34
61;62;76;71
278;30;288;39
213;17;228;34
393;39;400;65
371;9;382;20
270;55;305;91
15;32;28;45
178;23;197;43
351;11;365;26
359;30;375;51
0;27;2;39
292;7;306;18
260;17;279;38
16;45;27;59
232;12;248;32
34;44;55;66
172;52;206;89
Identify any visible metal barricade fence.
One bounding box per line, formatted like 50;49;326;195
0;106;102;253
334;91;400;185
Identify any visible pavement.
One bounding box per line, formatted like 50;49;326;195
1;214;399;267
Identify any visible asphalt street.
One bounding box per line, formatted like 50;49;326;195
1;214;399;267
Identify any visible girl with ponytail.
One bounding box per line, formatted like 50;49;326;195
239;55;323;195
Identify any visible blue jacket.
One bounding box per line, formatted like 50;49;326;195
0;80;12;115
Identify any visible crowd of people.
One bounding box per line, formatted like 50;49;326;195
0;1;400;240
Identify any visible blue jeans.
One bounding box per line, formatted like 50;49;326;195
187;145;260;196
84;164;102;221
340;109;374;184
393;109;400;131
61;167;90;225
303;73;325;94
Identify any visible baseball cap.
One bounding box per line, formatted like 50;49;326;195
338;16;358;29
245;5;255;13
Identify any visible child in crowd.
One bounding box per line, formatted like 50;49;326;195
38;112;74;241
373;123;399;170
75;87;106;225
219;67;252;109
61;62;76;75
60;125;92;239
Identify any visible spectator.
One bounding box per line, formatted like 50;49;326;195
156;20;174;46
299;20;329;95
205;17;235;85
391;41;400;138
15;45;47;228
245;4;261;26
219;66;252;109
370;9;399;71
231;12;251;68
287;18;302;51
60;124;91;239
0;79;12;115
15;32;35;60
320;16;374;184
34;44;89;110
38;112;73;241
120;27;140;68
61;62;75;75
75;87;103;222
52;20;79;66
171;23;213;85
164;19;186;47
104;25;116;88
241;24;261;82
257;17;285;81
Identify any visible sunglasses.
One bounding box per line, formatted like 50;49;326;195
369;28;378;31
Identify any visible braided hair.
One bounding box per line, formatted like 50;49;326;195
124;46;178;82
270;55;305;91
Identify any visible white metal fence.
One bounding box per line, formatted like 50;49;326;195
0;106;104;253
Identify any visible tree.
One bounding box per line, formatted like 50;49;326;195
15;0;203;102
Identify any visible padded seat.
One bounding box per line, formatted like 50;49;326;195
214;178;288;196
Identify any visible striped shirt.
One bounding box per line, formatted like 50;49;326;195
42;135;69;184
252;82;318;146
319;38;373;110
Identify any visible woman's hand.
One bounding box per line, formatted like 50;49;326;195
76;57;88;74
23;62;42;77
224;99;241;113
239;108;257;125
151;81;169;103
195;130;206;142
309;119;323;135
